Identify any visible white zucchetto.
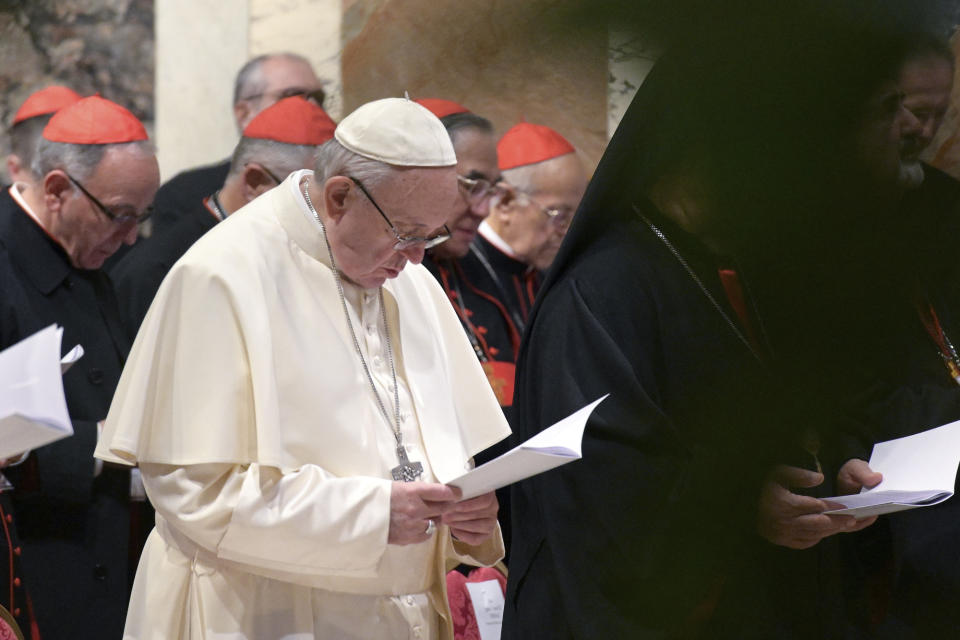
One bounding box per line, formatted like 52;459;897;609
334;97;457;167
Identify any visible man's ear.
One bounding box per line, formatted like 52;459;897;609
234;101;253;132
241;164;278;202
322;176;353;223
43;170;72;213
6;155;22;181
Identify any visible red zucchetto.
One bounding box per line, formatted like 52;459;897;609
243;96;337;145
43;96;148;144
414;98;470;119
12;86;83;125
497;122;576;170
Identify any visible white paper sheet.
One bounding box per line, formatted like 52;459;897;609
447;395;608;501
60;344;84;373
466;580;504;640
0;325;75;459
823;419;960;518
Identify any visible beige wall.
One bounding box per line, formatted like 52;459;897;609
341;0;609;174
156;1;638;182
154;0;342;182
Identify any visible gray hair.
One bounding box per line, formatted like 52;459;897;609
501;162;547;196
313;138;399;189
32;139;156;181
233;52;313;105
9;114;53;175
229;137;319;180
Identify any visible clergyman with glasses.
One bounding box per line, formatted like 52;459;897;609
415;100;517;402
96;97;509;639
0;95;160;640
110;96;336;335
151;52;327;234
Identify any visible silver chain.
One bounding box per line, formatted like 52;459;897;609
302;177;404;449
633;205;762;363
209;191;228;221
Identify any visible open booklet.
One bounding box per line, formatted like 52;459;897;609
823;419;960;519
0;324;81;460
447;395;608;501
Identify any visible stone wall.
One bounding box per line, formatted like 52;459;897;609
0;0;154;181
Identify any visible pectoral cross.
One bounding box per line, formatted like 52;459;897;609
391;444;424;482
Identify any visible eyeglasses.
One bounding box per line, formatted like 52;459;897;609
239;86;326;107
457;175;504;205
252;164;284;184
349;177;451;250
514;192;574;229
65;173;153;225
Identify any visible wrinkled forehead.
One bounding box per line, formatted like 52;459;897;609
87;144;160;200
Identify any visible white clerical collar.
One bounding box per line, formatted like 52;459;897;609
478;220;517;258
8;182;46;230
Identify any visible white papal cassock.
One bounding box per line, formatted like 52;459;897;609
95;170;511;640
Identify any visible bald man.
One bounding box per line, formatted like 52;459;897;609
151;52;325;233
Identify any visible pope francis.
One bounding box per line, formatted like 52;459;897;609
95;98;511;639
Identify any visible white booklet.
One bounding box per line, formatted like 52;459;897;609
823;419;960;519
0;325;78;460
448;395;608;501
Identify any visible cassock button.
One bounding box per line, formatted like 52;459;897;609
13;577;20;587
13;546;21;556
93;564;108;580
88;368;104;385
4;514;11;524
12;608;19;617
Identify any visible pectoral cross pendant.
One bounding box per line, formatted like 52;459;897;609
392;445;423;482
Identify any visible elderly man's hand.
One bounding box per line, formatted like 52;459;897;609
757;464;876;550
836;458;882;495
388;481;459;545
440;490;499;546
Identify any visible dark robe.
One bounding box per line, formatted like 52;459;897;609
831;163;960;638
501;202;829;639
110;196;219;335
0;489;32;638
150;159;229;234
0;188;131;639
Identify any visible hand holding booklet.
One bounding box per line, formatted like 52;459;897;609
0;324;79;460
823;419;960;519
447;395;608;501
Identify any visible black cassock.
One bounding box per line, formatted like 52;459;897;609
150;159;229;235
831;163;960;638
110;196;219;335
0;188;131;639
